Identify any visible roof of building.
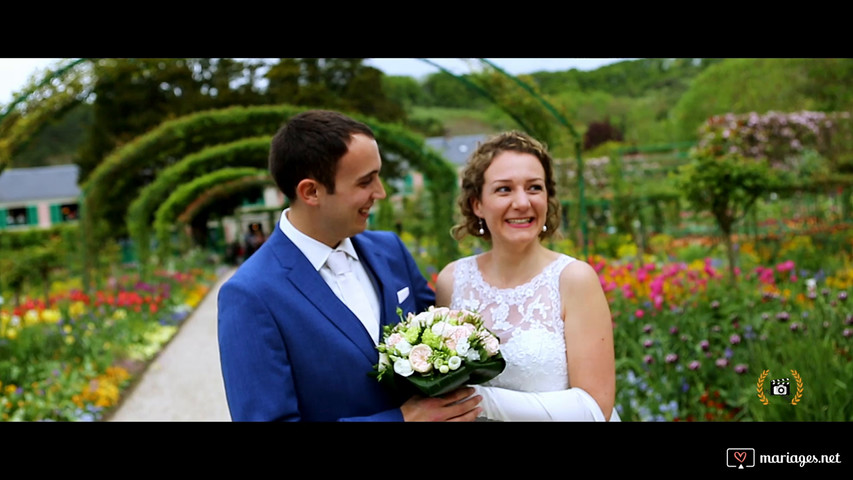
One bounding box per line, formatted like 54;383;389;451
425;133;490;166
0;164;80;204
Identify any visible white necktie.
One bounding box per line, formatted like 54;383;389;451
326;250;379;344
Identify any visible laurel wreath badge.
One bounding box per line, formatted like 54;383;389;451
756;369;803;406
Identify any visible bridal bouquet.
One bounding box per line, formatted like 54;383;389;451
372;306;505;397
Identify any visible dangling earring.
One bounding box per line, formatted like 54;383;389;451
478;218;485;236
542;224;548;232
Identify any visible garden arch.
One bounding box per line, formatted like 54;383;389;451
81;104;460;273
152;167;273;260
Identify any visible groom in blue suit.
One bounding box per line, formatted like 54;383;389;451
217;110;482;421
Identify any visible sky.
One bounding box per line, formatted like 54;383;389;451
0;58;634;106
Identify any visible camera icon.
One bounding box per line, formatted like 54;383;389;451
771;378;790;396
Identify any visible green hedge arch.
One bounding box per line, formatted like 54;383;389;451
153;167;272;261
86;104;459;268
127;136;271;264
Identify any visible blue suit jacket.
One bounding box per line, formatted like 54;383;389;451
217;226;435;421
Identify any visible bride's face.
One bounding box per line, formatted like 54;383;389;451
472;151;548;246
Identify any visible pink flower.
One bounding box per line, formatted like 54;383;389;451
408;344;433;373
478;331;500;357
387;333;404;348
776;260;795;273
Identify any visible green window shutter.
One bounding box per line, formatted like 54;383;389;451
27;205;38;225
0;208;6;228
50;204;62;224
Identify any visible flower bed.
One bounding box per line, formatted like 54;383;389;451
0;265;222;421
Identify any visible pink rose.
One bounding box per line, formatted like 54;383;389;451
478;331;500;357
445;326;471;351
387;332;404;348
408;344;433;373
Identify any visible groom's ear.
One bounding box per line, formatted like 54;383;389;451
296;179;321;206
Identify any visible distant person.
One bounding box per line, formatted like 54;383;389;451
242;223;265;261
217;109;482;421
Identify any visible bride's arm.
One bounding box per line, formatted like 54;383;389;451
472;383;607;421
473;260;617;422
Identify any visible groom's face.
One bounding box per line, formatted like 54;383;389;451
318;133;387;243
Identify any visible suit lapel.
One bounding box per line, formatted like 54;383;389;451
352;234;400;329
269;229;378;362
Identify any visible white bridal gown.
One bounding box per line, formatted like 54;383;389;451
451;254;621;422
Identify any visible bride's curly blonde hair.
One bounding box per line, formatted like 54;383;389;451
450;131;562;242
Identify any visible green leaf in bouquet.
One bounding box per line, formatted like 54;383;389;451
404;355;506;397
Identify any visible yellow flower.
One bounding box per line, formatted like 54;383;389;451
112;309;127;321
40;309;62;324
69;301;87;318
63;324;72;334
64;336;75;345
23;310;39;326
4;384;17;395
5;328;17;340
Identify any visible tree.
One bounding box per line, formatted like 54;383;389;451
675;147;780;285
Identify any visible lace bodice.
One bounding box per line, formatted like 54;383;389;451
450;254;575;393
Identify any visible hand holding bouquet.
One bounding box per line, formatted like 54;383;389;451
372;306;505;397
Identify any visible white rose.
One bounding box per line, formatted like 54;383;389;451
431;321;454;338
394;358;414;377
395;339;413;357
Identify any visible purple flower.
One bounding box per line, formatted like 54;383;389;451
644;355;654;365
845;314;853;325
665;353;679;364
729;334;741;345
643;339;654;348
734;364;748;374
839;291;848;302
643;324;653;334
776;311;790;322
761;313;770;321
715;358;729;368
710;300;720;309
790;323;801;332
688;360;701;371
669;326;678;335
699;340;710;351
843;329;852;338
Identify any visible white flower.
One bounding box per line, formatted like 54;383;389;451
454;338;470;356
439;365;449;374
448;356;462;370
806;278;817;291
466;349;481;362
394;358;414;377
378;352;391;371
431;321;453;337
395;339;413;357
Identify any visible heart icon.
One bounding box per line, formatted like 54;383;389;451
734;451;747;463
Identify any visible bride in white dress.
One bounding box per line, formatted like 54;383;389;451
435;131;620;422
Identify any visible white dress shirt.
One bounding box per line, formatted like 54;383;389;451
278;208;382;343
